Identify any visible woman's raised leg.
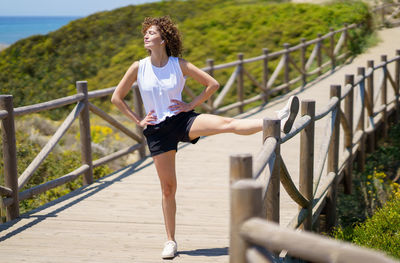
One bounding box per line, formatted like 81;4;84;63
188;95;299;139
188;114;263;140
152;150;177;242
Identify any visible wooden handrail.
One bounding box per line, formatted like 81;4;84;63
241;218;395;263
14;93;84;116
93;144;142;168
229;50;400;262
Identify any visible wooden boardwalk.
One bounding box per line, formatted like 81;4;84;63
0;27;399;262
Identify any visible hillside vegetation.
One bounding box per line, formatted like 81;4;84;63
0;0;372;120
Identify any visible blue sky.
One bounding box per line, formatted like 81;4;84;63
0;0;161;16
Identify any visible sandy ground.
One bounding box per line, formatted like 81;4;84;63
0;44;9;51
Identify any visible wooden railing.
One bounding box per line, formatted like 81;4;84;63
188;23;357;115
229;50;400;262
0;82;146;221
373;1;400;27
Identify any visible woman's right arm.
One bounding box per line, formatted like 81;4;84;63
111;62;156;127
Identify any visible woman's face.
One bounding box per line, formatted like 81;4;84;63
144;25;163;50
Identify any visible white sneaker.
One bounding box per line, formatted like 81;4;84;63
161;240;177;259
275;95;299;134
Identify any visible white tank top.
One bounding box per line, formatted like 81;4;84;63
137;56;186;124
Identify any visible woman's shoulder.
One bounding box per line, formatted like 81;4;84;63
139;56;150;65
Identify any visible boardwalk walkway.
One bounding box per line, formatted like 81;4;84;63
0;27;399;262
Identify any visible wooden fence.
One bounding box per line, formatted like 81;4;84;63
373;1;400;27
229;50;400;262
187;23;356;115
0;22;360;222
0;82;147;221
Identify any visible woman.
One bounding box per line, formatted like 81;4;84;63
111;16;298;259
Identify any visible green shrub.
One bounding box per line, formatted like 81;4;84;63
334;195;400;259
333;123;400;259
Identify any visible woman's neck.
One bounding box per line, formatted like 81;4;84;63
150;49;169;67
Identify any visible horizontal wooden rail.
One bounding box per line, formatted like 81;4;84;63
93;144;142;168
14;93;84;117
18;164;90;203
315;97;339;120
88;86;116;99
241;218;395;263
280;115;311;143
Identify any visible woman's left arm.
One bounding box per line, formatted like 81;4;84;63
169;58;220;114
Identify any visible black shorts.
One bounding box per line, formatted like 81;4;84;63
143;110;201;157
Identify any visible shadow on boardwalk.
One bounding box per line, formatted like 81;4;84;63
0;157;152;242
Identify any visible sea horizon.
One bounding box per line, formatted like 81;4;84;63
0;16;81;45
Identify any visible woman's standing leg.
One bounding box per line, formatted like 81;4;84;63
153;150;177;242
153;150;180;258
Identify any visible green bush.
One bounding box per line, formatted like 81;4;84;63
333;123;400;259
334;195;400;259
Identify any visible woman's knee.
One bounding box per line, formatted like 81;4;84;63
161;182;176;198
221;117;235;132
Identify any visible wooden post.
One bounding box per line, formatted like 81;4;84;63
132;84;146;159
237;53;244;114
301;38;307;87
381;6;385;27
263;118;280;222
367;60;375;153
395;50;400;122
230;179;262;263
0;95;19;220
299;100;315;231
357;67;366;172
230;154;252;184
381;55;388;139
207;58;215;112
344;75;354;195
317;34;323;76
262;48;269;103
284;43;290;92
326;85;341;231
330;28;336;71
76;81;93;185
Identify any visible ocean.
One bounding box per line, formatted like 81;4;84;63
0;16;81;46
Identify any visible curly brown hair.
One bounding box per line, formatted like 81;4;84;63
142;16;182;57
